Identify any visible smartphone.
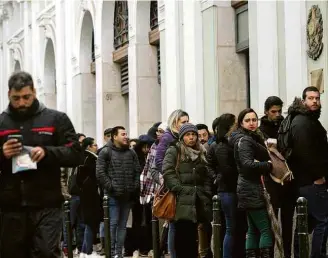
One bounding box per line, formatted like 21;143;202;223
8;134;23;143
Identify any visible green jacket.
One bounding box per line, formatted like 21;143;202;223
162;145;213;223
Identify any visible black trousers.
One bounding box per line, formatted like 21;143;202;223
175;220;198;258
0;208;63;258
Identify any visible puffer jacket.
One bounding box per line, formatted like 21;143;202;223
163;144;213;223
229;129;272;209
155;130;178;173
207;139;238;193
287;98;328;186
96;141;141;199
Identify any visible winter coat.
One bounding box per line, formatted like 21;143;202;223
230;129;272;209
259;115;283;139
78;151;102;228
155;130;178;173
96;141;141;200
287;98;328;187
207;138;238;193
163;144;213;223
0;99;83;209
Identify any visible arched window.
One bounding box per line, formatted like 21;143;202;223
114;0;129;50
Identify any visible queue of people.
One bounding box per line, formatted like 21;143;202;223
0;70;328;258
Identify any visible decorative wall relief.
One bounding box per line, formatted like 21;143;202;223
307;5;323;61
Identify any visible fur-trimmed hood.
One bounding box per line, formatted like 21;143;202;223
288;97;321;119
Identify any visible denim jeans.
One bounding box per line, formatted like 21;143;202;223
168;222;176;258
99;222;105;238
219;192;237;258
109;197;132;258
62;195;85;251
294;184;328;258
81;224;94;255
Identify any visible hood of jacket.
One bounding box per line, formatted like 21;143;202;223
229;128;266;148
288;97;321;120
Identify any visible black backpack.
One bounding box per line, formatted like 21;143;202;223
277;114;295;159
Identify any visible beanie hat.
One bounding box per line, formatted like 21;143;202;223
179;123;198;140
139;134;155;145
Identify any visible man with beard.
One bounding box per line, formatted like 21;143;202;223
0;71;82;258
259;96;284;139
196;124;210;152
288;87;328;258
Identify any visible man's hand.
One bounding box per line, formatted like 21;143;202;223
2;139;22;159
30;147;45;162
314;177;326;185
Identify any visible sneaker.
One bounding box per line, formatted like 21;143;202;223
132;250;140;258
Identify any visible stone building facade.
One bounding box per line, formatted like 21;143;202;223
0;0;326;144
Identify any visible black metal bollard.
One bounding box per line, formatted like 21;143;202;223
152;215;160;258
103;195;111;258
64;201;73;258
212;195;222;258
297;197;309;258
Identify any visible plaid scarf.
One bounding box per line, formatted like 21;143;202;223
140;143;161;204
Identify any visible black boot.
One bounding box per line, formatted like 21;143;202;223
246;249;258;258
260;247;272;258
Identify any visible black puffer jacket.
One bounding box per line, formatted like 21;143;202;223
288;98;328;186
96;141;141;200
207;139;238;193
230;129;272;209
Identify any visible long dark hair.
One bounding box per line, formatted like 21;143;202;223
215;113;236;143
237;108;258;128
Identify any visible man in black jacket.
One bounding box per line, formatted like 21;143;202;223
96;126;141;258
288;87;328;258
260;96;296;258
0;71;83;258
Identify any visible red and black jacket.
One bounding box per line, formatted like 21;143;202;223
0;100;83;210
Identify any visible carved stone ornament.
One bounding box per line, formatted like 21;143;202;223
307;5;324;61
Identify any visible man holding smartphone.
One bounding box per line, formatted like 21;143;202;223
0;71;83;258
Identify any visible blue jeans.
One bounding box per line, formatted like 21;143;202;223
168;222;176;258
63;195;85;251
99;222;105;238
109;197;132;258
81;224;94;254
219;192;237;258
294;184;328;258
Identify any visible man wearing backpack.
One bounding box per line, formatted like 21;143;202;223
285;87;328;258
260;96;296;258
96;126;141;258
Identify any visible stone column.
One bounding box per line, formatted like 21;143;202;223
163;0;183;115
55;0;66;112
23;1;30;71
183;0;204;124
249;1;279;114
128;1;161;137
64;0;75;125
284;0;308;104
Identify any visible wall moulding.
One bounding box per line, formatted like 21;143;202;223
112;45;128;63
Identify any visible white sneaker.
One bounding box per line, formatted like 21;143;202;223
78;253;86;258
132;250;140;258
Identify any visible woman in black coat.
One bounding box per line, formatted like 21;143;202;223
229;109;273;258
207;113;247;258
78;137;102;256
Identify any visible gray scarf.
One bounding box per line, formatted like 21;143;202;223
180;142;206;162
